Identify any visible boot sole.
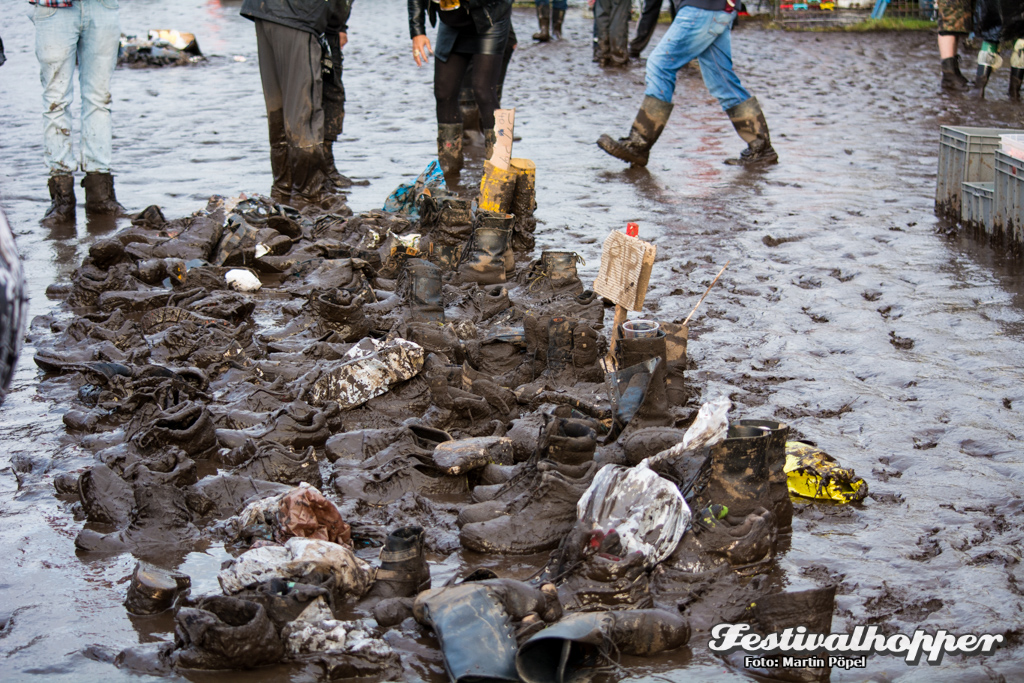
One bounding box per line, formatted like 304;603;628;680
597;135;648;167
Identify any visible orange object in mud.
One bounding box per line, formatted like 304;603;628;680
277;486;352;546
626;222;639;237
437;0;461;9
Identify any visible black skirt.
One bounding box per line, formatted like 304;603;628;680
435;4;511;61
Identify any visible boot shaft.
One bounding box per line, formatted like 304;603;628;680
616;330;667;370
82;172;125;216
546;316;574;370
437;124;464;175
724;97;778;166
457;216;513;285
704;425;771;518
404;258;444;321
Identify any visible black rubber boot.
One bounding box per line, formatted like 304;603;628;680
323;140;353;189
457;214;514;285
552;8;565;39
437;123;464;176
368;525;431;599
971;64;993;99
42;174;76;226
516;609;690;683
1011;67;1023;101
724;96;778;167
941;55;970;91
173;596;284;670
533;4;552;42
268;110;291;204
597;95;674;167
82;172;127;216
738;419;793;535
402;258;444;322
289;144;330;207
696;425;773;519
125;561;191;615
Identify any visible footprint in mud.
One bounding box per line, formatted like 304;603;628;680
801;307;829;324
793;274;822;289
889;331;914;349
829;268;856;283
862;289;882;302
869;491;906;506
762;234;801;247
909;534;943;561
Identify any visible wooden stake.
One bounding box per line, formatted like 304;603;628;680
683;261;730;327
606;304;629;368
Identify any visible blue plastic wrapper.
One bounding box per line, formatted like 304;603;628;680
383;159;447;217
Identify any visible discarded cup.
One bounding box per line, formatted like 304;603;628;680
621;320;660;339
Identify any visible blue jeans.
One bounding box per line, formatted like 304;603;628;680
33;0;121;176
536;0;568;8
644;6;750;112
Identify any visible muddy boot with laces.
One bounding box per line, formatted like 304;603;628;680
438;123;464;176
533;3;552;42
516;609;690;682
457;214;514;285
522;251;585;299
368;525;431;599
82;172;128;216
597;95;674;167
42;174;76;226
941;55;971;91
724;96;778;167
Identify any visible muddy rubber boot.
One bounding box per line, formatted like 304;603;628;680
1011;67;1024;102
323;140;353;189
696;425;773;519
941;55;970;91
479;159;519;213
552;8;565;39
42;174;76;226
610;355;673;440
723;586;836;683
457;215;514;285
402;258;444;322
290;145;330;207
738;419;793;536
173;596;285;670
368;525;431;599
597;95;674;167
533;4;552;42
971;65;993;100
724;96;778;167
661;321;688;406
420;195;473;270
437;123;464;176
516;609;690;683
82;172;127;216
311;288;369;341
546;417;598;466
125;561;192;615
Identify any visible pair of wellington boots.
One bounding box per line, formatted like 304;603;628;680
516;609;690;683
598;95;777;167
367;525;431;599
456;211;514;285
532;4;564;41
479;157;535;216
42;172;128;226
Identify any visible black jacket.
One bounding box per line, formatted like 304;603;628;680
241;0;346;35
408;0;512;39
327;0;352;33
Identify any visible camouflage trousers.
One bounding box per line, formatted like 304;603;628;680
937;0;973;35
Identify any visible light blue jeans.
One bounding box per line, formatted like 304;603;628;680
33;0;120;176
644;6;751;112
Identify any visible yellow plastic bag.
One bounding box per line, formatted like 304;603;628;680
784;441;868;503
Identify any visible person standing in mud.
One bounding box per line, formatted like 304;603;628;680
593;0;632;66
241;0;342;206
597;0;778;167
408;0;514;178
532;0;567;42
936;0;974;91
31;0;128;226
323;0;354;188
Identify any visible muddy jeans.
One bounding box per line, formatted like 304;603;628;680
644;6;750;111
32;0;121;176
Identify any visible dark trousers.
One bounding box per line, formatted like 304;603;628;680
630;0;678;57
594;0;631;64
323;32;345;142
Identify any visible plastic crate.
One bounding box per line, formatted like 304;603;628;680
936;126;1023;218
993;150;1024;250
961;181;994;235
1000;134;1024;162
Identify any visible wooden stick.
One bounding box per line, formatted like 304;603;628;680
605;304;629;369
682;261;730;327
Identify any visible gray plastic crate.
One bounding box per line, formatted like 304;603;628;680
961;181;994;234
936;126;1022;218
993;150;1024;251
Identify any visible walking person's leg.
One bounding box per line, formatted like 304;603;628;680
630;0;668;58
607;0;631;65
534;0;552;42
435;52;471;175
322;32;351;188
593;0;611;63
551;0;567;39
255;19;291;203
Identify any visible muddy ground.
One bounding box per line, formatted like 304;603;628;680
1;1;1024;681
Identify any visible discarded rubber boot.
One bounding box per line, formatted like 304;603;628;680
615;333;673;429
290;144;330;207
125;561;191;615
402;258;445;322
597;95;674;167
516;609;690;683
941;55;970;91
724;96;778;167
414;579;561;683
42;175;76;225
311;288;369;341
533;3;552;42
738;419;793;535
524;251;585;298
438;123;464;176
971;64;993;100
368;525;431;599
173;596;284;670
322;140;354;189
457;216;514;285
1011;67;1023;101
552;8;565;39
723;586;836;683
82;172;128;216
232;440;322;487
695;425;773;519
479;159;519;213
460;465;597;554
671;503;776;571
546;418;598;465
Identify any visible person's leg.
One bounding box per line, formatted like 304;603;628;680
435;52;471;174
322;32;350;187
607;0;631;64
936;0;971;90
34;3;80;222
255;19;291;202
631;0;667;58
534;0;551;42
593;0;611;62
78;0;124;214
552;0;567;40
470;52;504;132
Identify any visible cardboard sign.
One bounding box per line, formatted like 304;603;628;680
488;108;515;170
593;230;657;312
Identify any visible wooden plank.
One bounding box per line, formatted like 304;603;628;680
489;109;515;171
592;230;657;312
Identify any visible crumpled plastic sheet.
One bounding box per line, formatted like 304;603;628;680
576;462;691;568
218;537;372;596
282;596;395;660
785;441;869;504
647;396;732;467
303;338;425;408
226;483;350;545
383;160;446;217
